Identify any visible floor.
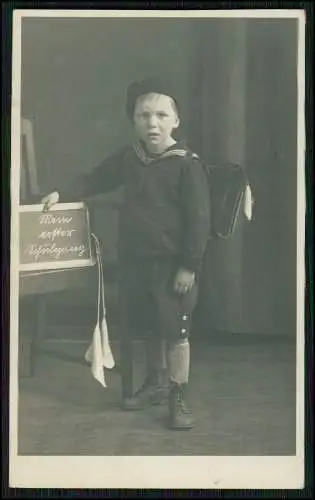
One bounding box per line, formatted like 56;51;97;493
17;335;296;456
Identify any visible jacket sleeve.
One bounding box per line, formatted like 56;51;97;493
56;146;128;202
179;157;210;274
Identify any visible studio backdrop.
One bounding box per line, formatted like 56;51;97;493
20;17;298;337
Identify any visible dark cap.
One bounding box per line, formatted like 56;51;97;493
126;77;179;120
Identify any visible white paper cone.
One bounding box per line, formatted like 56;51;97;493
244;183;253;221
101;317;115;369
87;323;106;388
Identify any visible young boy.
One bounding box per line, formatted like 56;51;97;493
41;77;210;430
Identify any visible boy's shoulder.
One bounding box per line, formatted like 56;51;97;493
162;143;203;165
113;141;205;170
179;148;205;170
160;147;206;178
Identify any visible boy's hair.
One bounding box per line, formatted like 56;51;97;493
126;77;180;121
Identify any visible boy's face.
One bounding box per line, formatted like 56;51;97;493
133;92;180;153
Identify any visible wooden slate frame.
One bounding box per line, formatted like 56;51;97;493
19;202;96;272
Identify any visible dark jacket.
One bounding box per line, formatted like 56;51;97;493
57;140;210;274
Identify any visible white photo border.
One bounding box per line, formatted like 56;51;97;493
9;8;306;490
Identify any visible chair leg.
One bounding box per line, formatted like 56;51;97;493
119;340;137;398
32;296;47;374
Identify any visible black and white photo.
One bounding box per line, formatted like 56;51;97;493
9;8;306;489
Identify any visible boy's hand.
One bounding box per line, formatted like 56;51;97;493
174;268;195;295
40;191;59;211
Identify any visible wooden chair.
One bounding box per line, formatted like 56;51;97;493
19;120;141;393
19;118;96;377
20;118;40;199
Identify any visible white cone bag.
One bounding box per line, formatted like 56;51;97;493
89;323;106;388
244;183;253;221
85;233;115;387
98;240;115;370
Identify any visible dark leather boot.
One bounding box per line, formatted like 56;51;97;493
168;383;194;430
122;371;169;411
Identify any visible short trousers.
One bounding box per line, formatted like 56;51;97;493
118;255;198;341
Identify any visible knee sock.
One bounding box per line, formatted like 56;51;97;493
166;339;190;385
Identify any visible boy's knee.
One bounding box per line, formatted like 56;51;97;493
167;338;189;349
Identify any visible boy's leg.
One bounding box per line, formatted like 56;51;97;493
167;337;190;386
118;258;146;404
166;337;193;429
121;338;169;410
142;335;169;404
146;334;168;384
155;261;198;429
121;337;169;410
118;258;169;410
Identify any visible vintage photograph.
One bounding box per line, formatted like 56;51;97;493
10;9;305;489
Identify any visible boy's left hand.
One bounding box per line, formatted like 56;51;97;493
174;268;195;295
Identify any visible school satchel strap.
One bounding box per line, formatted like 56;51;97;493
204;163;248;239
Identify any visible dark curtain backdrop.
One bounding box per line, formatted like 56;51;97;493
20;17;298;336
194;19;298;336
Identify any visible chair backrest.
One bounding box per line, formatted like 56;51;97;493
20;118;39;202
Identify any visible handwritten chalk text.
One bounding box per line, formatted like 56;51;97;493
27;243;86;261
38;228;76;242
39;214;73;225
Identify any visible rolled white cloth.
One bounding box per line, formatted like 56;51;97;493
244;183;253;221
85;233;115;388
